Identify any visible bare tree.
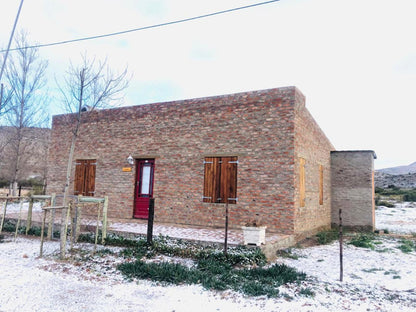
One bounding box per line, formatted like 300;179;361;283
2;31;49;195
57;53;129;203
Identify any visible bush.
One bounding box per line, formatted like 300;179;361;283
403;191;416;202
1;220;17;232
112;233;305;297
299;287;315;297
376;200;395;208
0;178;9;188
316;230;339;245
349;233;377;250
117;260;306;298
375;187;416;202
397;239;416;253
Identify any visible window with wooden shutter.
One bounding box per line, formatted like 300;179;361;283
319;165;324;205
74;159;96;196
299;158;305;207
203;156;237;204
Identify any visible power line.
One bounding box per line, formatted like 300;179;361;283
0;0;280;53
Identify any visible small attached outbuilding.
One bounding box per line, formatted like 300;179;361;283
46;86;376;241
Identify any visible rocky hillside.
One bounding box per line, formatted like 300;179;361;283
375;171;416;189
378;162;416;175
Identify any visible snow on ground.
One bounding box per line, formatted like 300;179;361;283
1;201;42;213
376;202;416;234
0;202;415;311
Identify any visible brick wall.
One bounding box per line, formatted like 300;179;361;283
47;86;334;235
331;151;376;231
293;92;335;239
0;126;50;182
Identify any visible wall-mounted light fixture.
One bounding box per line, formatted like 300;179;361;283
127;154;134;165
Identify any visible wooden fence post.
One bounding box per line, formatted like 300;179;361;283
48;193;56;239
0;196;8;233
14;199;24;241
26;197;34;234
101;196;108;244
93;202;102;254
40;209;47;257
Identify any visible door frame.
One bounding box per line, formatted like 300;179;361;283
133;158;155;219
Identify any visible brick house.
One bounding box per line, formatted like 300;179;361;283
46;86;375;240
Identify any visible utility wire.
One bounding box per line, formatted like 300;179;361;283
0;0;280;53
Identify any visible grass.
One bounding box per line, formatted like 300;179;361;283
316;229;339;245
118;259;306;298
362;267;383;273
79;232;267;267
376;200;395;208
397;239;416;253
375;187;416;202
276;248;299;260
79;233;307;298
349;233;379;250
299;287;315;298
1;219;59;237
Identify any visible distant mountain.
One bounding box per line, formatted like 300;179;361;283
375;171;416;189
377;162;416;175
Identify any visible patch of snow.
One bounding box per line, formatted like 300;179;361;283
376;202;416;234
0;202;415;311
1;201;43;213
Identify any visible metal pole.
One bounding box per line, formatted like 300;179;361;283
339;208;343;282
224;202;229;255
0;0;25;82
147;198;155;245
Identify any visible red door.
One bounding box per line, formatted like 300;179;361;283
134;159;155;219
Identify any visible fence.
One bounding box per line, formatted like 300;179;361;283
0;194;108;259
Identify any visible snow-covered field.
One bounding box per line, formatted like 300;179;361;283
0;203;415;312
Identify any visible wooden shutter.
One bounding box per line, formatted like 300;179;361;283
85;160;96;196
203;157;220;203
299;158;306;207
74;161;85;195
220;156;237;204
203;156;237;204
319;165;323;205
74;159;96;196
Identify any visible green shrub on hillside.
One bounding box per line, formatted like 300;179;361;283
375;187;416;202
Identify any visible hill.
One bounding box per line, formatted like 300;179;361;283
375;171;416;189
378;162;416;175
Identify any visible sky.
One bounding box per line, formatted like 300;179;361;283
0;0;415;170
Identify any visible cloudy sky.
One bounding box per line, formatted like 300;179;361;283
1;0;415;169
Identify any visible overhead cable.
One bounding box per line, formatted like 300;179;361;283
0;0;280;53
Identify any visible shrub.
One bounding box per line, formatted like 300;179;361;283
276;248;299;260
316;229;339;245
117;260;306;298
403;191;416;202
1;220;17;232
299;287;315;297
349;233;377;250
376;200;395;208
397;239;416;253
